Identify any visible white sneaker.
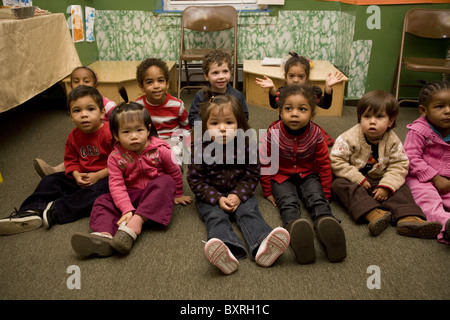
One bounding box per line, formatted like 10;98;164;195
255;227;290;267
204;238;238;275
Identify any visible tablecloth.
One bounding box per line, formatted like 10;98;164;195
0;13;81;113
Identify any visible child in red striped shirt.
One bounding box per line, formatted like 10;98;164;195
135;58;191;169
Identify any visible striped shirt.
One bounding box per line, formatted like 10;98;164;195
136;93;191;138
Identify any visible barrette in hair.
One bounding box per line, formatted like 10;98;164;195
289;51;299;57
209;95;215;103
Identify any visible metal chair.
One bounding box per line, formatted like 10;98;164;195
392;8;450;102
178;5;238;98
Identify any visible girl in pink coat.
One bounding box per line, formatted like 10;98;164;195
71;94;192;257
404;81;450;244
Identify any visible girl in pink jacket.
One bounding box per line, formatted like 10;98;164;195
404;81;450;244
71;98;192;257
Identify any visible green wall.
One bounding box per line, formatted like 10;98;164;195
34;0;449;98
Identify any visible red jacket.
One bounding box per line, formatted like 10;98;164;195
260;120;332;199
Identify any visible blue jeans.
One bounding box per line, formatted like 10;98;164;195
271;173;334;227
196;196;272;260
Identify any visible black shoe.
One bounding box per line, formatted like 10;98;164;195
42;202;57;229
287;219;316;264
443;219;450;241
315;216;346;263
0;209;42;235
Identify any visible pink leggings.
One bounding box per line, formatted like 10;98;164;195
90;174;176;236
406;175;450;243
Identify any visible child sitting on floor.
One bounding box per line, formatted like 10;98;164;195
330;90;442;239
0;86;112;235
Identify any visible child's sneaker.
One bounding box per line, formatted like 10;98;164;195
204;238;238;275
365;208;392;236
255;227;290;267
71;232;114;257
110;224;137;254
315;216;346;262
397;216;442;239
42;201;58;229
0;209;42;235
286;219;316;264
32;158;64;178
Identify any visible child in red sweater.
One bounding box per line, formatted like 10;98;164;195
0;86;112;235
260;84;346;264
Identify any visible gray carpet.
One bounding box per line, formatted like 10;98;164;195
0;84;448;303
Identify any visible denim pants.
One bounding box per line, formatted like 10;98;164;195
196;196;272;260
271;173;334;227
19;172;109;224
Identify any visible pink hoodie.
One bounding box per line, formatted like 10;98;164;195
107;137;183;215
404;115;450;182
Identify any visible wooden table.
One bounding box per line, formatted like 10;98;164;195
0;13;81;113
63;61;177;104
243;60;348;117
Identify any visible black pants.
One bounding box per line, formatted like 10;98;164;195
20;172;109;225
271;173;335;227
331;176;425;223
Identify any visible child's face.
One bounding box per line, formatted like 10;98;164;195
419;89;450;138
140;66;168;105
114;117;150;154
206;103;238;144
69;96;105;134
71;68;96;89
360;108;395;144
285;65;307;85
204;62;231;93
279;94;313;131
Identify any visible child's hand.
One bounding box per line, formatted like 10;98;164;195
266;195;277;207
325;71;344;93
432;175;450;194
255;76;277;95
81;172;101;187
226;194;241;211
174;195;193;206
117;211;133;226
373;187;389;202
361;180;371;190
219;195;240;213
73;171;91;188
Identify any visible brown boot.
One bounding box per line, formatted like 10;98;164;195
33;159;65;178
365;209;391;236
397;216;442;239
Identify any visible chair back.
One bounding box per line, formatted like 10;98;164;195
404;8;450;39
182;6;237;32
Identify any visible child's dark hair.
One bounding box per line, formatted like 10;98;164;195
70;66;98;86
418;80;450;107
202;49;232;75
109;87;158;142
284;52;311;82
136;58;169;86
357;90;399;130
277;84;317;113
67;85;104;112
199;94;249;133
